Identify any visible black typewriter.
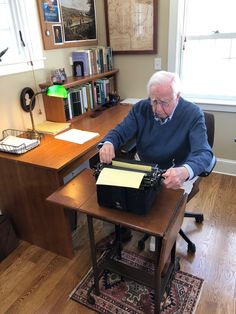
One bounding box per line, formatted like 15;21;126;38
94;159;164;215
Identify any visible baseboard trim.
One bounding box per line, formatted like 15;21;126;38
213;158;236;176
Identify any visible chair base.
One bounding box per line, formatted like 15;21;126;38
184;212;204;223
179;229;196;253
138;231;197;254
137;212;204;253
138;233;150;251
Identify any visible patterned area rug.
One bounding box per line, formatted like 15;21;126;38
70;250;203;314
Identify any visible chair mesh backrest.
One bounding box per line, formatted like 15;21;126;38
204;112;215;148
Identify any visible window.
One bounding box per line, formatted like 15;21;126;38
168;0;236;107
0;0;44;76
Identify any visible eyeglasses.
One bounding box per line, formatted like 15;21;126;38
150;97;174;107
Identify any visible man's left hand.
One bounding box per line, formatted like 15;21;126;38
162;166;189;189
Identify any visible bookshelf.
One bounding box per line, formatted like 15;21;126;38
39;69;119;123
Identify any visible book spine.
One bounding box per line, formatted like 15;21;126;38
81;85;88;111
106;47;113;71
79;88;85;113
88;83;94;110
64;99;70;121
71;89;81;116
67;92;73;119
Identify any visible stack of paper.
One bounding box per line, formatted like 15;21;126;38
35;121;71;135
55;129;99;144
0;135;40;154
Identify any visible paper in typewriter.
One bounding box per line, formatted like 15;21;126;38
96;167;146;189
112;160;152;172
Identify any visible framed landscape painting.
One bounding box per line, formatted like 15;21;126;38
60;0;97;42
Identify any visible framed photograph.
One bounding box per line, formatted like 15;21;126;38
53;24;63;44
104;0;158;54
42;0;60;23
60;0;97;42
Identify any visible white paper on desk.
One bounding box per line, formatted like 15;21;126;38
120;98;142;105
96;167;145;189
55;129;99;144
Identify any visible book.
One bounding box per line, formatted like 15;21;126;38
106;47;113;71
71;46;113;77
72;51;90;76
68;88;82;117
94;79;106;105
64;99;70;121
35;121;71;135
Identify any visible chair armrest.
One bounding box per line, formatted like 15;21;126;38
200;155;216;177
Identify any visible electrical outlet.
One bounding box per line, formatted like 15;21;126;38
154;58;162;70
69;56;73;66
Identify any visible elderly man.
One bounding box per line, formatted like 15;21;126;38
98;70;213;249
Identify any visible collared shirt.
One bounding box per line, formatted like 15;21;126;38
153;101;178;124
153;101;194;179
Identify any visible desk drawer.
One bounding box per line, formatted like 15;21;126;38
63;160;90;184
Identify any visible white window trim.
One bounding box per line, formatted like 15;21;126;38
0;0;44;76
168;0;236;113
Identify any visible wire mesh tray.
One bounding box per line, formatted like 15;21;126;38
0;129;40;155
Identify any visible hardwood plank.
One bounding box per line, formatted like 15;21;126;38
178;173;236;314
0;173;235;314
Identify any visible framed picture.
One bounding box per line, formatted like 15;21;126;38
104;0;158;54
42;0;60;23
53;24;63;44
60;0;97;43
37;0;98;50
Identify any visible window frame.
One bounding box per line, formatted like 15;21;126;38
0;0;44;76
168;0;236;113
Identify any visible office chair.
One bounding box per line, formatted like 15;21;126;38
117;111;216;254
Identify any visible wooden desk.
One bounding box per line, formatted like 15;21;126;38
47;169;187;313
0;104;131;258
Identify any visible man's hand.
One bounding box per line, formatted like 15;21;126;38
99;142;115;164
162;166;189;189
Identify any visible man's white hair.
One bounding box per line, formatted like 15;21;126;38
147;71;182;96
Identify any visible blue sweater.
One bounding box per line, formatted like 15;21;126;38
102;97;213;177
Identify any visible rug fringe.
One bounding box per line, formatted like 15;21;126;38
192;279;204;313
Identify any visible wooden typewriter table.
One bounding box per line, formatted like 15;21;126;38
47;169;187;314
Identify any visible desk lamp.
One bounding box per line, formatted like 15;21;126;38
20;85;68;139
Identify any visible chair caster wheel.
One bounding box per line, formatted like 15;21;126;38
195;214;204;223
138;240;145;251
187;243;196;254
87;295;95;305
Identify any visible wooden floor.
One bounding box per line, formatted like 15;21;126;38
0;173;235;314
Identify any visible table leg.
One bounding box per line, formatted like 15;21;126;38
115;224;122;258
154;236;162;314
87;215;100;295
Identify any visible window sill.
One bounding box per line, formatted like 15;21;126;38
185;97;236;113
0;59;45;77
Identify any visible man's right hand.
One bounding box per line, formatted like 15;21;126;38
99;142;115;164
